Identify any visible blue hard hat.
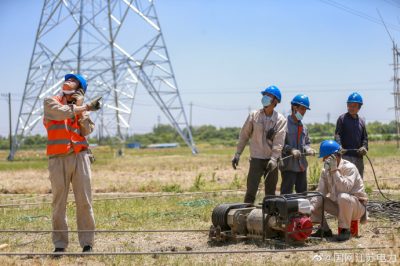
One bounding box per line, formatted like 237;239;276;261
65;73;87;93
291;94;310;110
260;85;282;103
319;140;341;158
347;92;363;105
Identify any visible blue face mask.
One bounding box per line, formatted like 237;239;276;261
295;111;303;121
261;95;273;107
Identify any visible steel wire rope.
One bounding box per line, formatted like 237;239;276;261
341;149;399;202
263;153;306;182
260;150;400;221
338;149;400;221
1;154;399;253
0;194;49;203
0;189;247;208
0;245;398;257
0;229;209;233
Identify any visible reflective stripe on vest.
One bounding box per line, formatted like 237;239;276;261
47;124;81;135
44;96;88;156
47;139;71;145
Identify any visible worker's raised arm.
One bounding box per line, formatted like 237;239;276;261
43;96;75;121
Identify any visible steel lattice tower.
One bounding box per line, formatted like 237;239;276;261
9;0;197;160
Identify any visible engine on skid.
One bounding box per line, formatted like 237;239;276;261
209;192;324;243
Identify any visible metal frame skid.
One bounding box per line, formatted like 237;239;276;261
209;191;325;245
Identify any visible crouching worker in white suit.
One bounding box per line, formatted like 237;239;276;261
310;140;367;241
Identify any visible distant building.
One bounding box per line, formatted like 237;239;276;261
147;143;180;149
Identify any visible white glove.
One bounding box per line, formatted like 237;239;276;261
290;149;301;159
266;158;278;171
305;148;316;156
323;154;338;172
357;146;368;156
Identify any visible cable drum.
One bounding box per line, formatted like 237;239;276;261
211;203;252;230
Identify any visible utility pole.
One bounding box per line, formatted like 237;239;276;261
377;12;400;148
1;93;12;160
327;113;331;124
392;43;400;148
8;93;11;156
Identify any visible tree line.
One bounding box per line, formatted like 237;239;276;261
0;121;397;149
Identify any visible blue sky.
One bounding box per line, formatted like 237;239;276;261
0;0;399;136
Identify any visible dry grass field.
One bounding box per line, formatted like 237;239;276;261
0;141;399;265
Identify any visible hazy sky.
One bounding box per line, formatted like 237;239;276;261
0;0;399;136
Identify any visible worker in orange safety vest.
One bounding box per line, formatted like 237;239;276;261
43;73;101;255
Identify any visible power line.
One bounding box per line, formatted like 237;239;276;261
179;87;391;95
191;103;249;111
384;0;400;9
318;0;400;32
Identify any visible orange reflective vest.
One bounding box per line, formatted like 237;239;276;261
44;95;88;156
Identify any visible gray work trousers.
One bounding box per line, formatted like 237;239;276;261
49;151;95;249
280;170;307;195
343;155;364;178
244;158;278;204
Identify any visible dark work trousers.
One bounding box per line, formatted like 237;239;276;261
280;170;307;195
244;158;278;204
343;155;364;178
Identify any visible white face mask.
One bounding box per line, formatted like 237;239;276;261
62;90;76;95
261;95;273;107
295;111;303;121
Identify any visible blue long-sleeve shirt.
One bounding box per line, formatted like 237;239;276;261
334;112;368;158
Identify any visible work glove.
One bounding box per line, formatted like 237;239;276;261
323;154;338;172
290;149;301;159
266;158;278;172
86;96;102;111
357;146;368;156
305;147;316;157
231;153;240;170
71;88;85;106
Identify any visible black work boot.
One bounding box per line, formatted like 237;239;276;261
311;228;333;238
52;248;65;259
82;245;92;252
337;229;351;242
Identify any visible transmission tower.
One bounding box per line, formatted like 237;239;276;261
392;43;400;148
9;0;197;160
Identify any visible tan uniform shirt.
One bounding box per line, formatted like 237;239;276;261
311;159;367;209
43;96;94;137
236;109;287;160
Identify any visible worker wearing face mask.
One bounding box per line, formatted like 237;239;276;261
310;140;368;242
280;94;316;195
43;74;101;255
232;85;287;203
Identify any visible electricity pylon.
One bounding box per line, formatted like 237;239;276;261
9;0;197;160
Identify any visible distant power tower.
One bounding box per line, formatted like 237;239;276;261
392;42;400;148
9;0;197;160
